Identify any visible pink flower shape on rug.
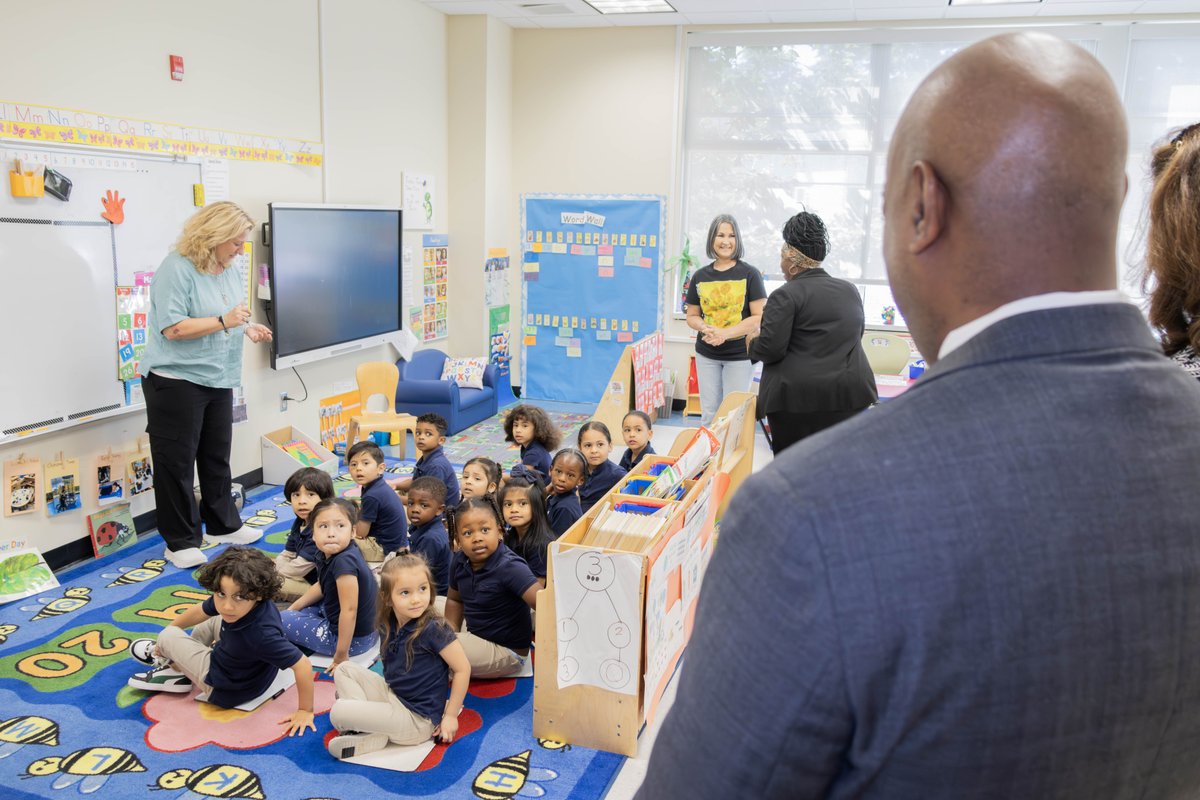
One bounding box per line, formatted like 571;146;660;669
142;683;337;752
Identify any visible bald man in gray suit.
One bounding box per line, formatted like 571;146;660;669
636;33;1200;800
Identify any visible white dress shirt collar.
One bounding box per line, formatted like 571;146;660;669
938;290;1132;361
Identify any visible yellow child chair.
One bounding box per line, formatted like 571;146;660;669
861;331;911;376
346;362;419;459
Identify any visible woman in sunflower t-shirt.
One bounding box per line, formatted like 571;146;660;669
685;214;767;425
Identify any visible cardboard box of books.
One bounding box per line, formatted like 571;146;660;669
260;426;338;485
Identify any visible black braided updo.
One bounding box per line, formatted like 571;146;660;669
782;212;830;263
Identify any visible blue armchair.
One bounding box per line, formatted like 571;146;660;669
394;349;499;436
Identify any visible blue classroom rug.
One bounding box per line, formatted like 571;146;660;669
0;457;624;800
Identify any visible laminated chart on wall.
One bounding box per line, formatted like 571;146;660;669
521;194;664;402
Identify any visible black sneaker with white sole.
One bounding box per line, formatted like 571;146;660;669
327;731;390;759
127;664;193;693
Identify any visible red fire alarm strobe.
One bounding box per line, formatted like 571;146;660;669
170;54;184;81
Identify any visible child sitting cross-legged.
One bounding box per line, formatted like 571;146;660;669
327;552;470;759
499;476;554;586
546;448;588;538
444;496;540;678
275;467;335;601
388;413;461;508
619;410;656;472
406;476;450;605
504;404;561;482
282;498;379;672
347;440;408;563
126;547;317;737
577;421;628;514
460;457;501;502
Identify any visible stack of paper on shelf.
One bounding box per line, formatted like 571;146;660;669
581;500;672;553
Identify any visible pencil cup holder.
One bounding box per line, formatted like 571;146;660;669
9;171;44;198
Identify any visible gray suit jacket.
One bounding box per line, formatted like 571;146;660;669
637;303;1200;799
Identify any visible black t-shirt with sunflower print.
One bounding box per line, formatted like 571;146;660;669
685;260;767;361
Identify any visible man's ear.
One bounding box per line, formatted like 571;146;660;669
909;160;945;255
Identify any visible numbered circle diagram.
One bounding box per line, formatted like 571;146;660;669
600;658;631;689
574;552;616;592
559;656;580;682
558;617;579;642
608;621;631;648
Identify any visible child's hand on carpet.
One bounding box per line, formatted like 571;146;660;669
282;709;316;736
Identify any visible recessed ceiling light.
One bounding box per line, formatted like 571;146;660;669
948;0;1042;5
584;0;677;14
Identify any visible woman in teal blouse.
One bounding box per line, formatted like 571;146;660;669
141;202;273;568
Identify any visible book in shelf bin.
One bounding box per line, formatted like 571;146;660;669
282;440;324;467
87;503;138;558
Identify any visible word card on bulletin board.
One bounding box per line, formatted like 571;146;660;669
521;194;664;403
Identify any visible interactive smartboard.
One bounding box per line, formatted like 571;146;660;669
520;194;664;403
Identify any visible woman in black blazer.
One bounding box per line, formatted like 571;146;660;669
746;212;877;454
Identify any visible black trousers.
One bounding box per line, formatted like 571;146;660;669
142;372;241;551
767;408;868;455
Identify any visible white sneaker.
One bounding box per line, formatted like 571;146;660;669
128;638;161;666
327;731;390;760
164;547;207;569
205;525;262;545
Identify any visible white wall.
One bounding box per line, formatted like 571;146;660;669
0;0;449;557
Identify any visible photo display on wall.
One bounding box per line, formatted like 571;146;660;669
521;194;664;403
421;233;449;342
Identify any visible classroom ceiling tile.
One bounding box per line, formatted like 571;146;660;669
1134;0;1200;11
944;1;1048;16
856;6;947;19
767;8;859;23
1037;0;1142;12
415;0;1200;25
683;11;773;24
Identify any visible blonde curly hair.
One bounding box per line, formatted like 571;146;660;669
174;201;254;274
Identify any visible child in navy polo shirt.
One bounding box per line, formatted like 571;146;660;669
499;476;554;585
546;448;587;537
619;410;656;472
406;476;450;601
275;467;335;601
327;552;471;759
283;499;379;671
390;414;461;508
460;456;501;501
126;547;317;736
503;404;561;481
444;496;540;679
577;421;628;514
347;440;408;563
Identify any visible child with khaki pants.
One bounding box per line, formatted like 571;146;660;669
327;553;470;759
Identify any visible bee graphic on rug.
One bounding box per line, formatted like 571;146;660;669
0;622;18;643
472;749;559;799
22;587;92;621
240;509;277;528
153;764;265;799
105;559;167;587
0;715;59;758
536;738;572;752
22;745;146;793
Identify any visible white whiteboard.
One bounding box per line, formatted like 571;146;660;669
0;147;203;438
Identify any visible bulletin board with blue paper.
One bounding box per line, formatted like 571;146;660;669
520;194;664;403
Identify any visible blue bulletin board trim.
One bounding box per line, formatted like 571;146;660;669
520;194;665;404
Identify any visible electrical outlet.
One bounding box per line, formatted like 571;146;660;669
279;392;288;412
